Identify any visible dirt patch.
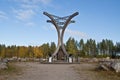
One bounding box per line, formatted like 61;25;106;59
9;62;80;80
1;62;120;80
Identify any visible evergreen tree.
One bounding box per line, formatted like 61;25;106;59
0;44;6;58
84;39;96;57
50;42;56;55
41;43;50;58
66;37;77;56
78;39;86;57
116;42;120;52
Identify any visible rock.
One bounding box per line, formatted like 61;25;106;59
98;63;110;71
100;64;109;71
34;58;40;62
18;57;21;61
106;57;110;60
0;62;8;70
93;58;99;62
21;58;27;62
3;59;8;63
0;57;2;61
111;62;120;73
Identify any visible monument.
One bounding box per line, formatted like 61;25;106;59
43;12;79;62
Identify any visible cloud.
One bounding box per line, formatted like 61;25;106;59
10;0;53;27
0;11;8;20
12;0;53;20
39;0;52;5
13;0;52;5
44;25;88;38
13;9;35;21
12;0;53;12
21;4;38;9
66;29;88;38
26;22;36;27
13;8;36;27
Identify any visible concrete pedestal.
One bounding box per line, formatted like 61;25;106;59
69;57;72;63
49;57;52;63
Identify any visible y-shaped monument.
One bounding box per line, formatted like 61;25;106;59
43;12;79;61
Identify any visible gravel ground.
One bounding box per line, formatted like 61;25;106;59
1;62;98;80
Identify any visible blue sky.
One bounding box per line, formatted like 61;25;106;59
0;0;120;46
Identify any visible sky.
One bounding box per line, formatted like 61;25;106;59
0;0;120;46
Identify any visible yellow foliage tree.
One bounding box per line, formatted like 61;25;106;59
34;47;43;58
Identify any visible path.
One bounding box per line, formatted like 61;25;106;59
9;62;81;80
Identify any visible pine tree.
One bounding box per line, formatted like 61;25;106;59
50;42;56;55
66;37;77;56
41;43;50;58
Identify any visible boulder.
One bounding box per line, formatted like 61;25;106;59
111;62;120;73
0;62;8;70
21;58;27;62
100;64;109;71
3;59;8;63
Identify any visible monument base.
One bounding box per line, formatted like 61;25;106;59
68;57;73;63
48;57;52;63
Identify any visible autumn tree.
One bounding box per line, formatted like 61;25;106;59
0;44;6;58
18;46;28;58
33;46;43;58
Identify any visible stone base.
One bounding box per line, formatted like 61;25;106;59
48;57;52;63
41;61;80;64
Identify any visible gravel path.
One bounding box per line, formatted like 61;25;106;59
9;62;81;80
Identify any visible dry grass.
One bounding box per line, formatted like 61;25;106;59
0;63;19;75
0;62;22;80
94;68;120;80
74;63;120;80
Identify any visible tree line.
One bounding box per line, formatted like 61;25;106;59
0;37;120;58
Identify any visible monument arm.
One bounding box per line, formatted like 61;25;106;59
70;20;75;23
43;12;61;57
60;12;79;57
46;20;51;22
62;12;79;37
43;12;58;28
63;12;79;30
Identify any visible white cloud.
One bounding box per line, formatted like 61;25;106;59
13;0;33;4
11;0;52;27
13;0;52;5
44;25;88;38
13;9;35;21
66;29;88;38
21;4;38;9
39;0;52;5
0;11;8;20
26;22;36;27
12;0;53;21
